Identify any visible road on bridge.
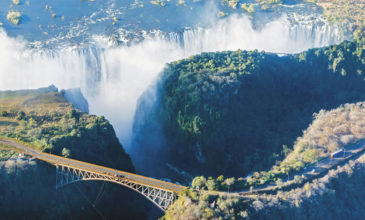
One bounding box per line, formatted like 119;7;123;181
5;136;365;198
0;138;186;193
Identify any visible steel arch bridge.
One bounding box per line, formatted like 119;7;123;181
0;138;186;212
55;164;178;211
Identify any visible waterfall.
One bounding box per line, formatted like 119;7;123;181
0;13;343;150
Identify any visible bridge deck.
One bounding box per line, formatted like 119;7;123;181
0;138;186;193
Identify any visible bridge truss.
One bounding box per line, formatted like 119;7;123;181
55;164;178;211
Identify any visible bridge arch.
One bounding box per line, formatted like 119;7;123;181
55;165;178;211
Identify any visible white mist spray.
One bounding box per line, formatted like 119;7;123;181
0;14;342;150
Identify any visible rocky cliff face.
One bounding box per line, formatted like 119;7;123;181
62;88;89;113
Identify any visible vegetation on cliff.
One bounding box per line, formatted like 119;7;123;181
161;98;365;219
134;39;365;182
155;34;365;219
164;147;365;219
223;0;365;38
305;0;365;33
190;101;365;192
282;102;365;168
0;86;147;219
0;86;133;169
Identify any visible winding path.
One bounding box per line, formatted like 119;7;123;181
238;140;365;195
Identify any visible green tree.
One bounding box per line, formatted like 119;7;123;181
282;145;291;157
303;149;317;163
294;175;303;184
62;147;71;158
217;175;225;182
304;182;311;191
192;176;207;190
0;110;8;117
68;108;77;119
354;28;365;46
275;178;283;186
224;177;235;192
206;179;218;191
16;111;26;120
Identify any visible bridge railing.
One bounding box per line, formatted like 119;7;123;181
19;143;186;192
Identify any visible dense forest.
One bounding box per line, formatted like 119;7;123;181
159;37;365;219
132;37;365;181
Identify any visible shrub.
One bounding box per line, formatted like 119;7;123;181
224;0;239;9
223;177;236;192
206;179;218;191
241;3;255;13
304;182;311;191
275;178;283;186
177;0;185;6
217;11;227;17
67;109;77;119
0;110;8;117
16;111;26;120
186;189;199;201
6;10;22;25
202;208;214;218
192;176;207;190
12;0;20;5
294;175;303;184
303;149;317;163
62;147;71;158
150;0;166;7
